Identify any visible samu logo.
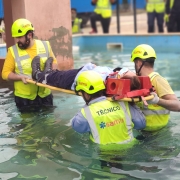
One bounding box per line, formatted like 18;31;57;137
100;122;106;129
100;119;124;129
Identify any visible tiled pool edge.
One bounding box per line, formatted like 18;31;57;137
72;33;180;52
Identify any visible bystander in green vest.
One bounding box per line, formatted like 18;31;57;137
72;18;82;34
146;0;165;13
94;0;112;18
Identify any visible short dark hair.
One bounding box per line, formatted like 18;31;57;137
134;57;155;68
143;57;155;68
71;8;77;12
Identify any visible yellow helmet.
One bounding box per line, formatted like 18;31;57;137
11;18;34;37
76;71;105;94
131;44;156;62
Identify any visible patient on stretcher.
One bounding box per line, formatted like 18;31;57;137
31;56;141;92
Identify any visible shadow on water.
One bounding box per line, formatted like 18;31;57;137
0;49;180;179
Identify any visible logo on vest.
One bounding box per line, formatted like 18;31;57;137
100;119;124;129
96;106;120;116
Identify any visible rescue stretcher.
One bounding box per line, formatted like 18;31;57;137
26;76;154;103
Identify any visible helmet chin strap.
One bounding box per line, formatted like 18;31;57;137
136;61;145;76
81;91;92;105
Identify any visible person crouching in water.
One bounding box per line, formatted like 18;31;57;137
71;71;145;145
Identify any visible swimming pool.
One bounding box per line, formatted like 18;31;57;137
0;47;180;179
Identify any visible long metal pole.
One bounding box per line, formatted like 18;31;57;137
133;0;137;33
116;0;120;33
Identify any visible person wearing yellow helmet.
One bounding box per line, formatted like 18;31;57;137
2;18;58;110
70;70;146;145
131;44;180;131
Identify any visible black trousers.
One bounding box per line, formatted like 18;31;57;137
147;12;164;33
168;13;180;32
15;93;53;110
90;12;111;33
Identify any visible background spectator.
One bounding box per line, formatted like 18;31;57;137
166;0;180;32
146;0;165;33
89;0;116;34
71;8;83;34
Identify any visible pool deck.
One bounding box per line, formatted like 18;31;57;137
81;11;169;35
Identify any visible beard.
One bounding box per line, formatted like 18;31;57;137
18;38;30;50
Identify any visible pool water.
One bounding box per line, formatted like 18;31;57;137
0;48;180;180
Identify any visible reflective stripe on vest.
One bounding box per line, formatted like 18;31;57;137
83;101;133;144
142;108;170;116
72;18;82;34
118;101;134;144
136;72;170;131
146;0;165;13
94;0;112;18
84;105;100;144
12;41;49;76
10;40;51;100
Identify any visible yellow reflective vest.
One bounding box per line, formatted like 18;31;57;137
9;39;51;100
72;18;82;34
94;0;112;18
136;72;170;131
81;100;134;145
146;0;165;13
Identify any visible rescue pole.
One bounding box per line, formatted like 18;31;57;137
26;79;154;102
116;0;120;33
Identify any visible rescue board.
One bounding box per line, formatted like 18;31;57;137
26;79;154;102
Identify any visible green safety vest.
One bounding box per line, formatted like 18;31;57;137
94;0;112;18
136;72;170;131
9;39;51;100
72;18;82;34
81;100;134;145
146;0;165;13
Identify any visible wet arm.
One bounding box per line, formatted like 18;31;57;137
2;49;29;83
71;111;91;133
158;94;180;112
129;104;146;130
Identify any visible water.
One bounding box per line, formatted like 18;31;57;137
0;48;180;180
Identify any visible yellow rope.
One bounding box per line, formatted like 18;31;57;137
26;79;153;102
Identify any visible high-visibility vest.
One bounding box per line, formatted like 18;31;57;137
81;100;134;145
9;39;51;100
146;0;165;13
136;72;170;131
94;0;112;18
72;18;82;34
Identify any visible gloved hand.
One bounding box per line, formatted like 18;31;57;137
147;92;160;105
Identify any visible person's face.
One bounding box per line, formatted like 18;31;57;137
71;10;77;21
14;33;31;49
15;35;26;45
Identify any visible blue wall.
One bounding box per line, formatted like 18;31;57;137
0;0;4;18
73;35;180;52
